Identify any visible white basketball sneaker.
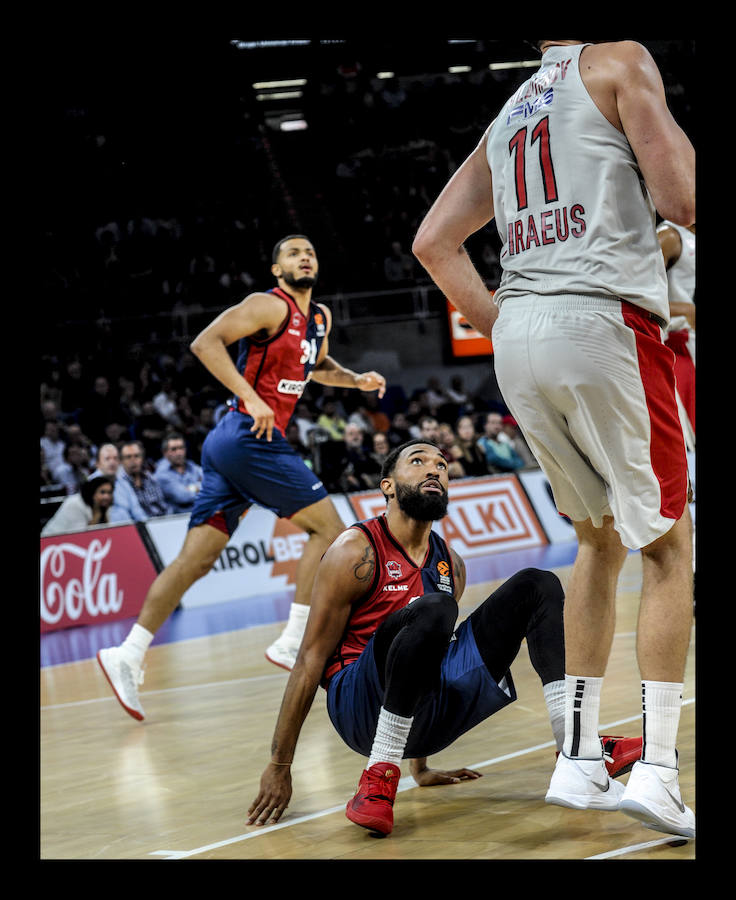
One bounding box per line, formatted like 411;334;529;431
97;647;146;721
264;637;299;672
545;752;626;811
620;760;695;838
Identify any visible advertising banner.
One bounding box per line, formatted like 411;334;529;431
144;495;357;610
446;297;494;357
40;524;159;633
346;475;547;558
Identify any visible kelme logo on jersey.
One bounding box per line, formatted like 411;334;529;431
277;378;307;396
386;560;402;580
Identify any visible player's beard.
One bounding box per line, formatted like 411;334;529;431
395;480;448;521
282;270;317;289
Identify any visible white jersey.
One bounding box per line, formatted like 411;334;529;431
657;219;695;310
485;43;669;324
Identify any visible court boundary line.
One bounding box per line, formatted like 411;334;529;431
146;701;694;860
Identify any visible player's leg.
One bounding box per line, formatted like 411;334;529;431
265;496;346;669
545;517;630;811
469;567;566;747
620;507;695;837
372;592;459;722
137;523;230;634
97;522;230;720
345;592;458;835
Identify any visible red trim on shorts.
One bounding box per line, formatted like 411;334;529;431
665;330;696;429
621;302;687;521
206;510;230;535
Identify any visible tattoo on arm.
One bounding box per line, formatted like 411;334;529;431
353;545;375;583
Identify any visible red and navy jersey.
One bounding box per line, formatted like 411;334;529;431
233;287;328;435
322;514;455;684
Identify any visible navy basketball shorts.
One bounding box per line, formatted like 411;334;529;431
188;410;328;536
326;616;517;758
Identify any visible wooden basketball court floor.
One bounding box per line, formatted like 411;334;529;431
40;543;696;861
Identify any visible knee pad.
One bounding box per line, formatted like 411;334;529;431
409;592;458;637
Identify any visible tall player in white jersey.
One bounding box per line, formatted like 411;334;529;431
413;41;695;838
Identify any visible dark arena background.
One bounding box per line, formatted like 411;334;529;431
39;38;697;862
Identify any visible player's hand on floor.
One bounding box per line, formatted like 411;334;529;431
411;764;483;787
247;764;292;825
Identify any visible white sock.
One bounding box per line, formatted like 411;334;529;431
642;680;682;769
562;674;603;759
543;680;566;753
367;707;413;768
121;623;154;667
280;602;310;645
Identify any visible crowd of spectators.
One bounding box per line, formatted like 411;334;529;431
40;350;538;533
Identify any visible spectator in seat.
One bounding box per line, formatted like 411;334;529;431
89;443;121;480
54;442;93;495
111;439;170;522
41;476;115;536
477;412;525;473
153;432;204;513
452;415;488;478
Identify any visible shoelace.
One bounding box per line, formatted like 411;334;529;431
360;771;397;803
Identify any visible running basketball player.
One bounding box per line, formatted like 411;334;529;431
97;235;386;720
412;41;695;838
247;440;641;836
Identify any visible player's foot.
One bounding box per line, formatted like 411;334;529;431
620;759;695;838
545;752;625;811
600;735;642;778
96;647;145;721
346;762;401;835
264;637;299;671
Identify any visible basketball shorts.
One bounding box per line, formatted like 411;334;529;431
325;616;516;758
491;295;688;550
188;410;328;536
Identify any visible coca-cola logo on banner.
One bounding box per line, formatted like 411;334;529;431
40;525;158;633
41;539;123;626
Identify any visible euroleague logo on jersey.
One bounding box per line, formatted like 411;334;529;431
436;559;453;593
314;311;326;337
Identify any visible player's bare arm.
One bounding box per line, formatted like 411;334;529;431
246;528;374;825
190;292;290;441
450;548;466;602
412;134;498;339
581;41;695;225
311;355;387;398
657;226;695;327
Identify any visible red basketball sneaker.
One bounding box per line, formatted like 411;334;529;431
600;735;642;778
345;762;401;835
554;735;642;778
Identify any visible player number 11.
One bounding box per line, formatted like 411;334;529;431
508;115;559;211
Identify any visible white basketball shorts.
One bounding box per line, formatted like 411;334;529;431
491;295;688;550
